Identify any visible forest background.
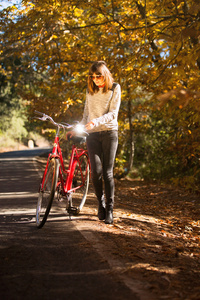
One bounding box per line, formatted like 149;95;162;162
0;0;200;192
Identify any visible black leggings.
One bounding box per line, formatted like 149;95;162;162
86;130;118;207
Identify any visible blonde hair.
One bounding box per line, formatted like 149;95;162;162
87;61;114;95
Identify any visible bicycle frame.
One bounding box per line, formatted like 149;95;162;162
41;133;89;197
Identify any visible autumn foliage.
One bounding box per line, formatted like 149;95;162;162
0;0;200;191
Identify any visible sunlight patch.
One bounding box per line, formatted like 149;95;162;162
129;263;179;275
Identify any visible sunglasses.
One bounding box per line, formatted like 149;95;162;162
89;75;104;80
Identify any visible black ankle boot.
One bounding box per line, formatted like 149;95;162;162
98;204;106;220
105;207;113;224
98;197;106;220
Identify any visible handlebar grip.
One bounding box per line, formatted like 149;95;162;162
34;110;44;116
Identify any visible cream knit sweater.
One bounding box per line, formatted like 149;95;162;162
81;83;121;133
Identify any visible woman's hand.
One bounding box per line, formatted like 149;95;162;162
85;121;95;131
66;131;75;140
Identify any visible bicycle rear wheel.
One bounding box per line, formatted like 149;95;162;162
36;158;59;228
70;154;90;215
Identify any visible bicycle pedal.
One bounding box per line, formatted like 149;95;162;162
58;197;64;202
67;206;79;215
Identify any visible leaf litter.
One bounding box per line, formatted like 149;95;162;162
80;179;200;299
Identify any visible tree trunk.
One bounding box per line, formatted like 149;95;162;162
127;84;134;173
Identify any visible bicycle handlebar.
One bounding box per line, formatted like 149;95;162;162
34;111;88;135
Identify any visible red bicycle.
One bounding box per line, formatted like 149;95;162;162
35;111;90;228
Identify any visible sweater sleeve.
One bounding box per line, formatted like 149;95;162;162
92;84;121;127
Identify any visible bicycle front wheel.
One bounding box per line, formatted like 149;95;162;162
36;158;59;228
70;154;90;214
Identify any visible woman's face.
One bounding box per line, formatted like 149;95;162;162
91;73;105;86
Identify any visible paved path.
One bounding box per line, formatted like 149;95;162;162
0;149;140;300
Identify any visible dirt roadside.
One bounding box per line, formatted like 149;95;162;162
73;179;200;300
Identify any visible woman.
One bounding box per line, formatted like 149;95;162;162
68;61;121;224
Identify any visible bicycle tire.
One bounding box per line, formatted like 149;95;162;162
36;158;59;228
70;153;90;215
